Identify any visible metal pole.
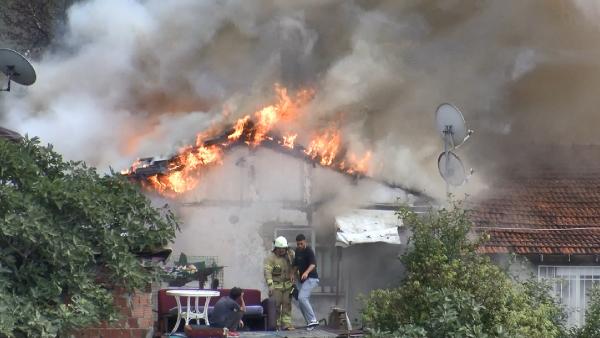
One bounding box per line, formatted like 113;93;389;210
443;125;457;199
335;246;341;305
1;71;11;92
443;126;450;197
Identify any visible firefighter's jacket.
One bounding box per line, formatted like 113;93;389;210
264;249;295;290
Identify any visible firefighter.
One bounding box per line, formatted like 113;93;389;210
264;236;295;330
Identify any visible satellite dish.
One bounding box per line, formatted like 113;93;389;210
435;103;471;148
437;151;466;186
0;48;36;91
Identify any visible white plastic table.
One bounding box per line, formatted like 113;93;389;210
166;289;220;334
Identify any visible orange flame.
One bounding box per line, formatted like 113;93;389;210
304;127;342;166
281;133;297;149
125;84;373;196
342;151;372;175
253;106;278;145
180;145;223;169
120;158;145;175
228;115;250;141
249;84;312;145
144;145;223;195
164;171;194;194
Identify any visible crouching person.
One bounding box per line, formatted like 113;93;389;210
211;287;245;336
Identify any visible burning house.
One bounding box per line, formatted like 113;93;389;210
122;86;431;324
9;0;600;334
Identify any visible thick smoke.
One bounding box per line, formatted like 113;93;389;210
2;1;600;194
4;0;600;321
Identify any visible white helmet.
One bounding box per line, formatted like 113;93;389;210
274;236;288;248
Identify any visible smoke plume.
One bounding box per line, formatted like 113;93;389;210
5;0;600;319
2;1;600;196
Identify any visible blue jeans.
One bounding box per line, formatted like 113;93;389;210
296;278;319;324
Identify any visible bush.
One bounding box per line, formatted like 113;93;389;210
0;138;177;337
572;285;600;338
361;201;567;338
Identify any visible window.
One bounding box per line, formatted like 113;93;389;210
539;265;600;327
274;227;314;249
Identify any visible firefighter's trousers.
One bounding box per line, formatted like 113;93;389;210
269;287;292;329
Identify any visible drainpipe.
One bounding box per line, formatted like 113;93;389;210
336;246;341;305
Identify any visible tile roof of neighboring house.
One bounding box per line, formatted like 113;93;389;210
470;173;600;255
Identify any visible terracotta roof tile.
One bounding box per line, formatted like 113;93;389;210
471;175;600;255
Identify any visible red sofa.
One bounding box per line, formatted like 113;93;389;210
157;288;265;333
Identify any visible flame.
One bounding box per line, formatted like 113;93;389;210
180;145;223;170
120;158;142;175
228;115;250;141
143;145;223;195
343;151;372;175
253;106;278;145
273;84;313;121
125;84;373;196
304;127;342;166
120;158;154;175
281;133;297;149
250;84;311;145
164;171;194;194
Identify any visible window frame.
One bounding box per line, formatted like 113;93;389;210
538;265;600;327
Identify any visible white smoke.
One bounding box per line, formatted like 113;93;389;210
2;0;600;195
5;0;600;321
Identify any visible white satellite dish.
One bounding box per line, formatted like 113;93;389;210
434;103;474;193
437;151;466;186
435;103;472;148
0;48;36;91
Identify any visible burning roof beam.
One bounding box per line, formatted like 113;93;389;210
121;85;381;197
123;124;370;190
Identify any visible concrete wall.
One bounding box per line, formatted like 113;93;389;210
172;204;308;295
339;243;406;325
166;147;310;297
489;253;537;281
160;147;410;327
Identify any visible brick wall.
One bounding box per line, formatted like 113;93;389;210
71;286;154;338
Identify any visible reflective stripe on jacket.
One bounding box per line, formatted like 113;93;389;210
264;249;294;289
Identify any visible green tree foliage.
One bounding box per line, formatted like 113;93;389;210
572;285;600;337
0;138;177;337
361;201;567;338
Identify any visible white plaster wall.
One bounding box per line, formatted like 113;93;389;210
172;204;307;294
168;147;309;297
161;147;410;326
185;147;305;203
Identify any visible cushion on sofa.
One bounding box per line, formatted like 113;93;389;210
158;288;264;317
168;304;264;318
